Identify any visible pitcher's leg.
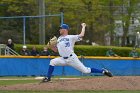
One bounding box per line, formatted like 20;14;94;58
68;54;112;77
46;65;54;81
69;58;103;74
91;68;103;73
42;57;66;82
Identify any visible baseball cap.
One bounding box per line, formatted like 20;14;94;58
59;24;69;30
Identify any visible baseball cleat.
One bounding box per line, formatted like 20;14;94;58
41;77;51;83
103;69;113;77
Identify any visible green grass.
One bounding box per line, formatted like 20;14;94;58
0;76;34;79
0;76;103;86
0;80;39;86
0;90;140;93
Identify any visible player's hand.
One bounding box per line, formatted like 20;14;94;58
81;23;86;27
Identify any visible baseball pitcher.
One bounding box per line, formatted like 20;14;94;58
42;23;113;82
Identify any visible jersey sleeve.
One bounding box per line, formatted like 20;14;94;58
71;35;82;42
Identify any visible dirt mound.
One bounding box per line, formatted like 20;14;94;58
0;76;140;91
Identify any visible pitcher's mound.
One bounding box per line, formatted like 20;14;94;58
0;76;140;91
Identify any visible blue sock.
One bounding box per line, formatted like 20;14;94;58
91;68;103;73
47;65;54;79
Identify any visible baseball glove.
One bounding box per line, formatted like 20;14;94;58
46;36;57;48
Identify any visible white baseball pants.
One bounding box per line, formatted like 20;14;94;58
50;53;91;74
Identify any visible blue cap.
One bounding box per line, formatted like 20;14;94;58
60;24;69;30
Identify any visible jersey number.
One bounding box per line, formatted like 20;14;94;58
65;42;70;47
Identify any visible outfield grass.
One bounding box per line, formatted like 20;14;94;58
0;76;105;86
0;75;96;79
0;76;102;86
0;80;39;86
0;90;140;93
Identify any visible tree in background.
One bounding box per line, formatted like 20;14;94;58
0;0;37;43
0;0;140;46
120;0;140;46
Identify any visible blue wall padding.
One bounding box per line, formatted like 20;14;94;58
0;57;140;76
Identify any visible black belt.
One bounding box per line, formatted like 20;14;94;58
63;54;72;59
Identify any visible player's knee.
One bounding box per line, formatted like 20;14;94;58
81;68;91;74
49;59;56;66
82;70;90;74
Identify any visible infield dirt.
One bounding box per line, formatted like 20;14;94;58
0;76;140;91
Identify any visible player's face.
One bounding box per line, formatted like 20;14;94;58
59;29;64;35
59;29;67;35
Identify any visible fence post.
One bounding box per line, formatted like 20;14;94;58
60;12;64;25
23;17;26;45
